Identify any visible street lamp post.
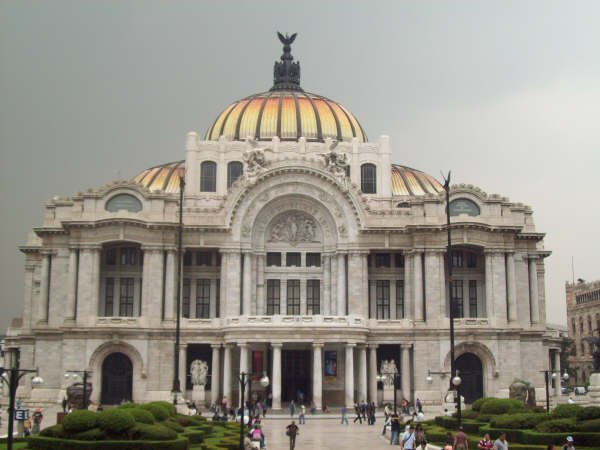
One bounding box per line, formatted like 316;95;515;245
0;366;44;450
238;372;269;450
377;372;400;414
64;370;92;409
172;175;185;405
541;370;557;412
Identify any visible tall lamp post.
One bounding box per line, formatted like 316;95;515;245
541;370;556;412
377;372;401;414
64;370;92;409
238;372;269;450
172;175;185;405
0;366;44;450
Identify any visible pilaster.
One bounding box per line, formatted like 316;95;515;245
345;343;355;407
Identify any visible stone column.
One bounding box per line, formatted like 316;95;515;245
368;344;378;404
323;255;331;315
225;251;241;317
345;343;355;407
358;345;368;403
39;251;51;322
223;344;232;406
66;248;78;320
401;344;411;401
239;343;249;405
312;343;323;410
348;252;368;316
337;253;346;316
404;252;413;319
77;246;100;326
142;247;164;323
179;345;187;396
256;254;265;315
424;250;444;321
506;252;517;322
164;249;176;320
211;344;221;404
484;251;494;317
330;255;338;315
554;350;561;397
529;256;540;323
413;252;424;321
242;253;252;315
219;251;228;317
272;343;282;410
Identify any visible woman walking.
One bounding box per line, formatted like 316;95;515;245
286;420;299;450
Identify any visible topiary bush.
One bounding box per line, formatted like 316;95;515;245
162;419;185;433
117;402;138;409
70;427;106;441
132;423;177;441
62;410;98;433
491;413;549;429
480;398;526;415
148;401;177;417
460;410;480;420
141;403;170;421
97;408;136;434
127;407;155;424
471;397;492;412
577;418;600;432
39;424;66;438
535;418;576;433
577;406;600;421
551;404;583;419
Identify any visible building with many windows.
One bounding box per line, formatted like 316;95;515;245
4;35;562;409
566;279;600;384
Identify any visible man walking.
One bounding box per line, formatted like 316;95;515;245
390;413;401;445
353;403;362;424
493;432;508;450
341;405;349;425
286;420;299;450
402;423;416;450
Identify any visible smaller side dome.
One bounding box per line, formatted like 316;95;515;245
133;161;184;193
391;164;443;196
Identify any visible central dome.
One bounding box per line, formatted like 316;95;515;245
205;32;366;143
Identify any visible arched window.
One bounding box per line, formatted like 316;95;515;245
361;163;377;194
105;194;142;213
449;198;481;216
227;161;243;188
200;161;217;192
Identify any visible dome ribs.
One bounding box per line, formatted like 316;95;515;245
292;92;302;140
234;95;255;141
305;93;323;141
254;93;271;140
322;97;342;141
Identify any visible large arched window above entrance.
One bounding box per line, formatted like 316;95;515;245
361;163;377;194
227;161;243;188
449;198;480;216
200;161;217;192
105;194;143;213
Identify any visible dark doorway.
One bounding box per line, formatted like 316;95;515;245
101;352;133;405
455;353;483;404
282;350;310;403
186;344;212;391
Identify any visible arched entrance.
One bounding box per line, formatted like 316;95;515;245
101;352;133;405
456;353;483;404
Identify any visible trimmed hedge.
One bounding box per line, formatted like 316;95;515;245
551;404;583;419
471;397;491;412
141;403;170;421
577;418;600;432
131;423;177;441
39;424;66;438
478;424;600;447
535;418;576;433
491;413;550;430
480;398;526;415
126;408;155;424
62;410;98;433
162;419;185;433
577;406;600;421
69;427;106;441
97;409;136;434
182;429;205;444
25;436;189;450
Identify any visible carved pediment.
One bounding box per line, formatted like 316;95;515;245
268;211;320;245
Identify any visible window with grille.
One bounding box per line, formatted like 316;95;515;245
307;280;320;315
361;163;377;194
183;278;191;318
466;252;477;268
451;280;464;318
306;253;321;267
286;252;301;267
451;251;464;268
120;247;139;266
195;279;210;318
200;161;217;192
197;251;212;266
267;252;281;267
227;161;243;188
104;278;114;316
119;277;135;317
287;280;300;315
394;254;404;268
376;280;390;319
468;280;477;318
266;280;280;315
105;249;117;265
375;253;391;268
396;280;404;319
183;251;193;266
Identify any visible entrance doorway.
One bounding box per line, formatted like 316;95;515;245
101;352;133;405
455;353;483;404
282;350;310;403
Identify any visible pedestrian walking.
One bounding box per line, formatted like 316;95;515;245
299;404;306;424
415;423;427;450
478;433;493;450
289;400;296;417
390;413;401;445
561;436;575;450
341;405;349;425
454;426;469;450
32;408;43;434
286;420;299;450
444;432;454;450
23;418;32;437
493;432;508;450
416;398;423;413
353;403;362;423
61;397;67;413
402;423;416;450
382;408;391;435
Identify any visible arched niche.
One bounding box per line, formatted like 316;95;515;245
443;341;497;399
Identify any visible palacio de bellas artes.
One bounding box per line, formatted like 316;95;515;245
3;33;569;413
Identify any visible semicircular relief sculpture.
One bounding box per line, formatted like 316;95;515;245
268;211;320;246
449;198;480;217
105;194;143;213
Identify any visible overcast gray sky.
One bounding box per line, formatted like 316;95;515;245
1;1;599;332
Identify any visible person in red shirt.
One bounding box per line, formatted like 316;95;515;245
478;433;493;450
454;426;469;450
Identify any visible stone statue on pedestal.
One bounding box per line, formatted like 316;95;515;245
190;359;208;406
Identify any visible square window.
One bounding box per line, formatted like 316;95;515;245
286;252;301;267
306;253;321;267
375;253;391;268
197;251;212;266
266;252;281;267
451;251;464;268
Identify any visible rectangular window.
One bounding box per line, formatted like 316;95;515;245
466;252;477;268
287;279;301;315
119;277;135;317
451;251;463;268
105;278;114;316
196;251;212;266
215;280;220;318
451;280;464;318
396;280;404;319
183;251;193;266
182;278;191;318
306;253;321;267
105;249;117;266
227;162;243;188
200;161;217;192
394;253;404;268
307;279;320;315
468;280;477;318
266;252;281;267
195;279;210;318
120;247;138;266
376;280;390;319
266;280;280;315
216;253;221;267
286;252;301;267
375;253;391;268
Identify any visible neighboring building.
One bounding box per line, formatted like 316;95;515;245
566;279;600;384
3;35;562;409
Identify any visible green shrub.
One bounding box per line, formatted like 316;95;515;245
162;419;185;432
577;418;600;432
141;403;170;421
62;410;98;433
146;401;177;417
117;402;138;409
480;398;526;415
182;429;205;444
551;404;583;419
97;409;136;434
471;397;492;412
460;410;480;420
39;424;66;438
25;436;189;450
127;407;155;424
70;427;106;440
535;418;576;433
577;406;600;421
491;413;549;429
131;423;177;441
435;416;459;429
